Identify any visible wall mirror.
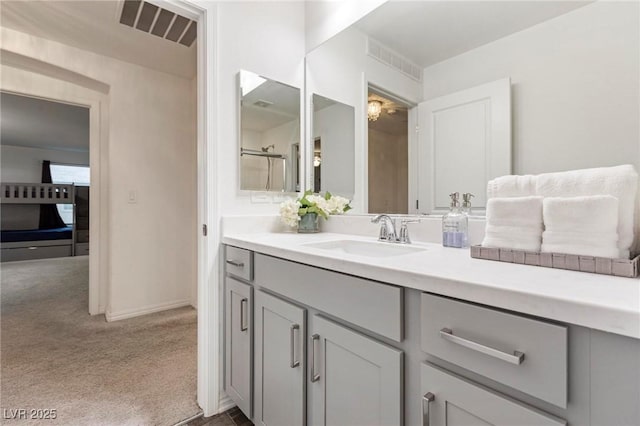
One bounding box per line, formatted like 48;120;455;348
239;70;301;192
310;94;355;196
305;1;638;215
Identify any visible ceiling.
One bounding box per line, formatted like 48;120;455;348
0;1;196;78
355;1;592;68
1;92;90;152
242;80;300;133
368;92;408;136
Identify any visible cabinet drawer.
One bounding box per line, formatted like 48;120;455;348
421;362;566;426
421;293;567;408
255;253;403;342
1;244;72;262
225;245;253;282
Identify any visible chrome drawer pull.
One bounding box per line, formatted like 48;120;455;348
310;334;320;382
240;298;248;332
226;259;245;268
290;324;300;368
440;328;525;365
422;392;435;426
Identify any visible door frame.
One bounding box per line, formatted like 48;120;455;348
0;69;108;316
364;80;418;214
159;0;221;417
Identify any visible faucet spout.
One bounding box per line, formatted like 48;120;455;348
371;214;398;242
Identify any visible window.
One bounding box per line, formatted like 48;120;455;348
50;164;90;225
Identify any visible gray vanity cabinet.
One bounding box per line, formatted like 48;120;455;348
420;363;566;426
224;277;253;418
254;290;307;426
309;315;403;426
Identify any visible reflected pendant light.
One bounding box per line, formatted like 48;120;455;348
367;100;382;121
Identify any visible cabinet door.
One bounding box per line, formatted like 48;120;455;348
420;362;565;426
309;315;403;426
225;277;253;418
254;290;306;426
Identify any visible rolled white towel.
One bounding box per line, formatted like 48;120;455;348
482;196;544;252
487;174;536;199
541;196;619;258
486;165;638;258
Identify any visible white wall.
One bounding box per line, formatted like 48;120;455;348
304;0;388;53
1;27;197;319
216;1;305;215
313;103;355;197
422;1;639;175
306;26;422;211
1;145;89;183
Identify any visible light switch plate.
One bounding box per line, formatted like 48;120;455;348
128;190;137;204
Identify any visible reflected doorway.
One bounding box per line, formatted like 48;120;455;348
367;88;410;214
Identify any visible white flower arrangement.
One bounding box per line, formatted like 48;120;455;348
279;190;352;228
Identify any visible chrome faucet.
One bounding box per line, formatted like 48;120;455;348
371;214;398;242
372;215;421;244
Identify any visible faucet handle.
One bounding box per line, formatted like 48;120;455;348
399;218;421;244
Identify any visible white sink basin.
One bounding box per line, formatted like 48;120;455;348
303;239;427;258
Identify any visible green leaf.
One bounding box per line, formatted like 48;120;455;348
324;191;332;200
343;205;352;212
298;207;308;216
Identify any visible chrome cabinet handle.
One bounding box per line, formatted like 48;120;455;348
226;259;245;268
422;392;435;426
240;298;248;332
290;324;300;368
440;328;525;365
310;334;320;382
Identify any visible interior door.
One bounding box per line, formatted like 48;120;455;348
417;78;511;214
309;315;403;426
420;362;566;426
254;290;306;426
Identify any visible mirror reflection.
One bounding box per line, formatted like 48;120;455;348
368;89;409;214
239;70;300;192
311;94;355;197
306;1;638;215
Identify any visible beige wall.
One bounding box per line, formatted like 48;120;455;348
368;127;408;214
1;27;197;319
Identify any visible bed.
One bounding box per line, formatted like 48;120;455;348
1;182;76;262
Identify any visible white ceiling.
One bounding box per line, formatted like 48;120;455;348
1;92;90;152
242;79;301;132
355;1;592;68
0;1;196;78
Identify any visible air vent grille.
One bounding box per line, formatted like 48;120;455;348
119;0;197;47
367;38;422;82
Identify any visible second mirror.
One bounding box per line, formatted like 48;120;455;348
311;94;355;197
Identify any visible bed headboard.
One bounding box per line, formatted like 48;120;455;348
1;183;75;204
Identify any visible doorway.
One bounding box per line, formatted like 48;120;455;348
367;87;411;214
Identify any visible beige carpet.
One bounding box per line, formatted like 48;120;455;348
1;256;200;425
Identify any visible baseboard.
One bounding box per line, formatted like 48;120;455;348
218;392;236;414
106;299;191;322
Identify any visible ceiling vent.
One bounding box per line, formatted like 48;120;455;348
119;0;197;47
367;38;422;82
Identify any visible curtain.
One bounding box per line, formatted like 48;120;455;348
39;160;67;229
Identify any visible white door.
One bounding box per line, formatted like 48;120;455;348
417;78;511;214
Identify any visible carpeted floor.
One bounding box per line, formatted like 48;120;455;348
1;256;200;425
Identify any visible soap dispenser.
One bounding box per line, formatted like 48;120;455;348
442;192;469;248
462;193;474;216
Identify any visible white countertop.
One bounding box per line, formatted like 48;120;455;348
222;232;640;339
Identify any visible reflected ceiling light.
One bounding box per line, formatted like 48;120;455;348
313;155;322;167
367;100;383;121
